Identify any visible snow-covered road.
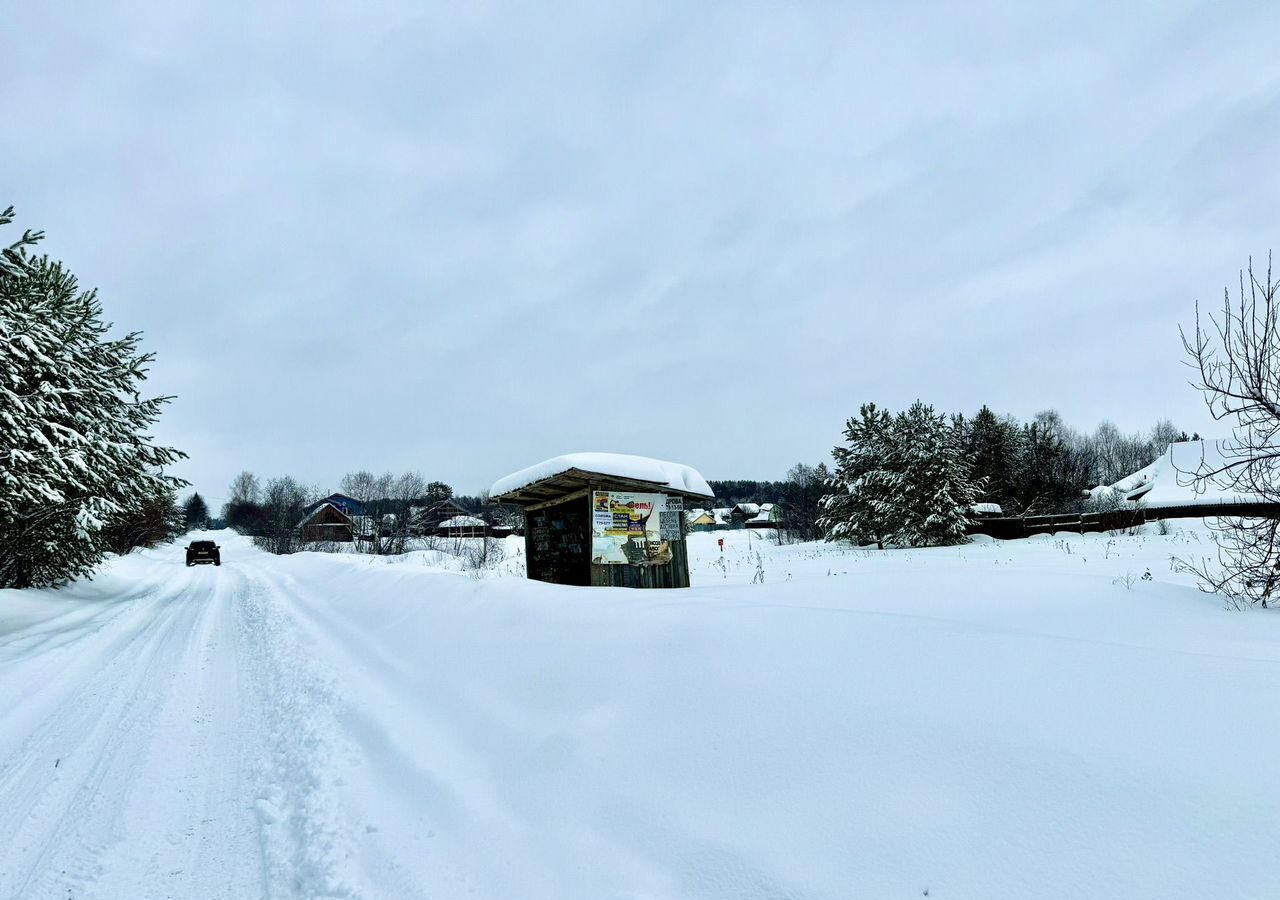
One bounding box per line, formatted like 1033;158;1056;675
1;548;259;898
0;539;377;898
2;527;1280;899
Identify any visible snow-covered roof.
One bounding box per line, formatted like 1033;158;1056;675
1108;439;1266;509
296;501;349;528
439;515;486;529
735;503;761;516
491;453;713;499
971;503;1003;515
311;493;364;514
1106;460;1158;502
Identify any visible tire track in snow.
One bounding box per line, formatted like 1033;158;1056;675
0;575;185;753
88;562;264;899
267;569;530;900
2;542;377;899
0;572;211;898
236;565;367;899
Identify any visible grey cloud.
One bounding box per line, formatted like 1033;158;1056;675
4;1;1278;506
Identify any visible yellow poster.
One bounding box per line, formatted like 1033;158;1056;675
591;491;678;565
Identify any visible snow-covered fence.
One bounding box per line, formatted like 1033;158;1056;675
967;501;1280;540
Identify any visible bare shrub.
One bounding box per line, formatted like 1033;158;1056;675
462;537;507;578
1181;255;1280;607
1112;572;1139;590
302;540;343;554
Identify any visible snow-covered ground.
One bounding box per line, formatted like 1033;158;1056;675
2;524;1278;898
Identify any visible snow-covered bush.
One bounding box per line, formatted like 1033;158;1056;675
1083;486;1125;514
0;207;186;587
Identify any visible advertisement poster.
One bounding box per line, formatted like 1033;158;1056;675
591;491;681;566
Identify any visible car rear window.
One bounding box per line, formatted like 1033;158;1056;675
191;541;216;549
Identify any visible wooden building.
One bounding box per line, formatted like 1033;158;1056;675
685;509;717;533
437;514;488;539
729;503;761;528
409;499;473;535
491;453;715;589
313;493;365;516
296;502;355;542
744;502;783;529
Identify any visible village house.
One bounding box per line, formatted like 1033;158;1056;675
296;501;355;542
437;514;488;539
312;493;365;516
408;499;474;535
685;509;717;533
729;502;761;528
744;502;783;529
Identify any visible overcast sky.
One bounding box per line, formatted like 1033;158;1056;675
5;1;1280;506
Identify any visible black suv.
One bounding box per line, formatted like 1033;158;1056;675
186;540;221;567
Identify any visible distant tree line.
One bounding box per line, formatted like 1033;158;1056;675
706;479;789;506
955;406;1194;515
705;466;831;543
219;469;519;555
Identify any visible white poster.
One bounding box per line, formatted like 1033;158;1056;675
591;491;679;566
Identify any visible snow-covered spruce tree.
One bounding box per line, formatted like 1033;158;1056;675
821;401;980;549
182;491;210;530
889;401;980;546
965;405;1024;511
819;403;901;549
0;207;186;588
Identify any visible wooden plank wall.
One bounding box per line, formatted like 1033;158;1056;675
590;537;690;588
523;496;591;586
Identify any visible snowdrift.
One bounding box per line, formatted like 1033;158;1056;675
2;526;1279;898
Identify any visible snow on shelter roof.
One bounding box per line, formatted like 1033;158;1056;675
491;453;714;501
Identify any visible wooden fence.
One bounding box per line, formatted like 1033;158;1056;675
967;501;1280;540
